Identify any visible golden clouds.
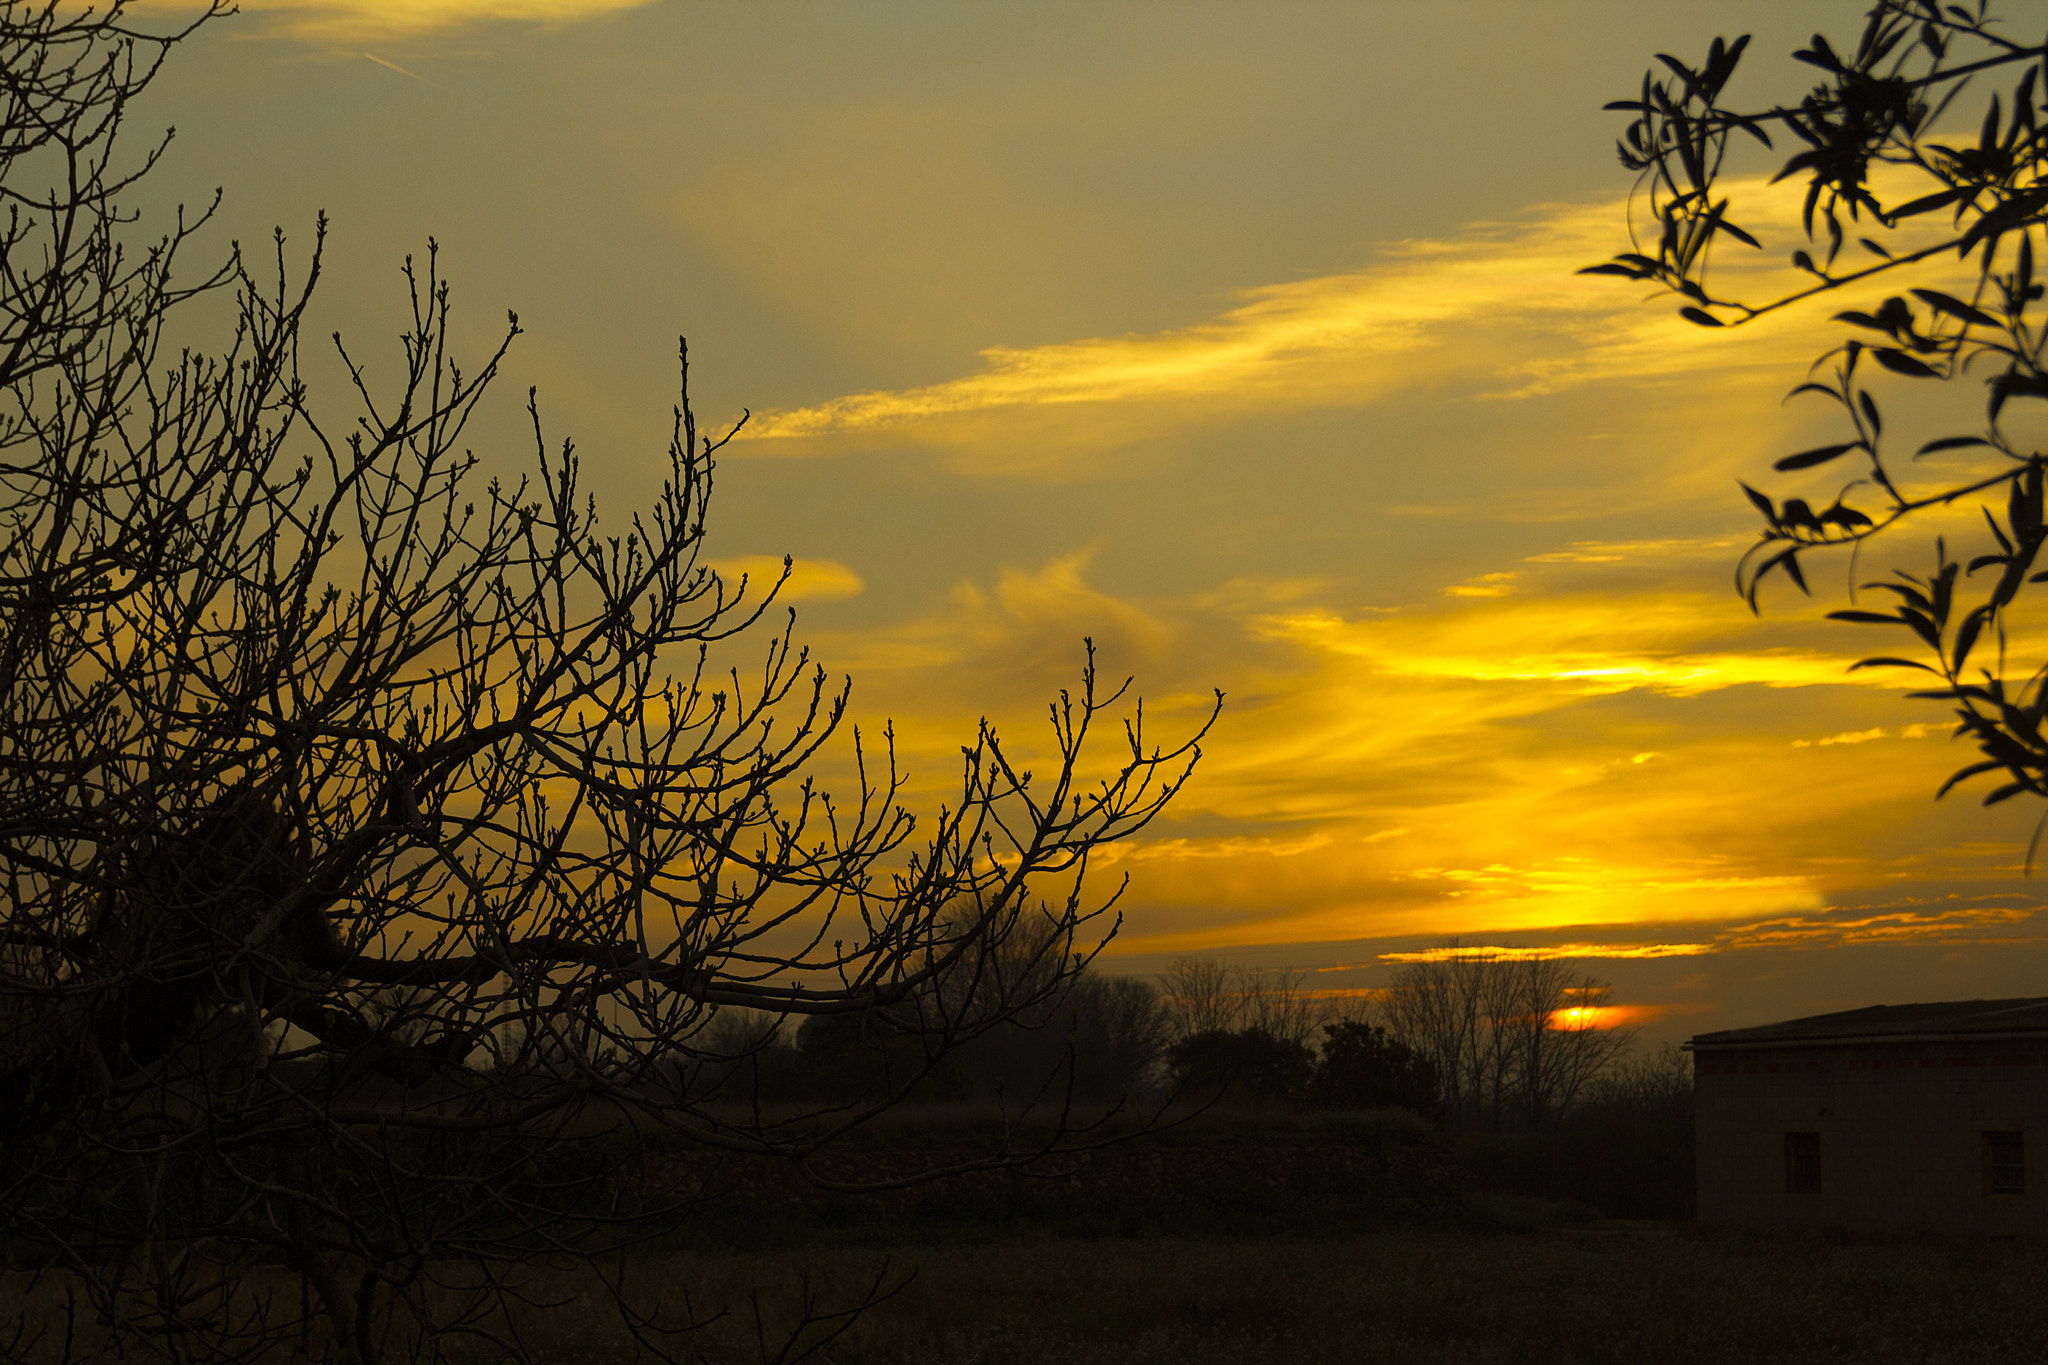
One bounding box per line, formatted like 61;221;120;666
814;551;1174;689
1388;858;1823;934
1094;831;1337;866
1369;900;2046;963
699;164;2021;965
707;555;865;604
737;199;1656;464
1523;537;1746;565
1381;943;1714;964
1792;724;1934;749
736;179;1851;477
201;0;654;42
1255;590;1871;697
1721;901;2038;950
801;536;1963;954
792;552;1189;802
1444;571;1520;598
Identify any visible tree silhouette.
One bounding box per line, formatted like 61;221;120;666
1166;1027;1313;1103
1589;0;2048;838
1376;951;1630;1130
1303;1020;1439;1115
0;6;1216;1361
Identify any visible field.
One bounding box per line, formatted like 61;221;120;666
496;1214;2048;1365
9;1108;2045;1364
520;1104;2048;1364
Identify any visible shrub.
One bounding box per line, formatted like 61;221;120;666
1304;1021;1440;1115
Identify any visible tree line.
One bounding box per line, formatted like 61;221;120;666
677;941;1646;1134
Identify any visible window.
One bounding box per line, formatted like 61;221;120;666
1984;1131;2025;1196
1784;1131;1821;1194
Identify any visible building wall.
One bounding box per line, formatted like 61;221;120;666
1694;1039;2048;1232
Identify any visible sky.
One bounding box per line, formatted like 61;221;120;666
126;0;2048;1045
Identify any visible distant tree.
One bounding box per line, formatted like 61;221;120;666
1062;972;1173;1101
1581;1047;1695;1121
1377;948;1633;1129
1167;1027;1314;1104
1303;1019;1440;1115
1160;955;1244;1037
1589;1;2048;835
1159;957;1328;1051
797;934;1172;1109
1557;1043;1698;1220
0;6;1217;1362
1239;966;1327;1052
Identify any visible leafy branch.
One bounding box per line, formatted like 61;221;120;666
1596;0;2048;819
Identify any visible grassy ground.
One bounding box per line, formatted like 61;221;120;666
10;1106;2041;1364
482;1206;2048;1365
11;1201;2046;1363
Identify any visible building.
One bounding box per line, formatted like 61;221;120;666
1689;998;2048;1233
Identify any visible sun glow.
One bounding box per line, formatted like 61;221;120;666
1548;1005;1637;1031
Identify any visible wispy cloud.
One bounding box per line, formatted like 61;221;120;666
1790;724;1936;748
1095;832;1336;865
1715;901;2041;951
359;50;429;80
729;159;2013;958
218;0;655;42
808;550;1176;710
1380;941;1714;963
708;555;865;604
1522;537;1747;565
738;180;1861;469
1382;859;1825;934
1444;571;1520;599
1252;591;1875;697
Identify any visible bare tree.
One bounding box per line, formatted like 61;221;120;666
1377;946;1633;1129
930;968;1172;1109
0;6;1217;1363
1589;1041;1695;1113
1158;958;1333;1050
1159;955;1244;1038
1239;966;1326;1053
1375;952;1486;1122
1068;973;1171;1098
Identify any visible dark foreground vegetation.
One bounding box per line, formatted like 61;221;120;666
0;1090;1716;1365
11;1156;2045;1365
524;1224;2048;1365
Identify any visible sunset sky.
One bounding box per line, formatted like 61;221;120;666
132;0;2048;1044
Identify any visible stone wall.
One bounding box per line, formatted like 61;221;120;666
1695;1039;2048;1232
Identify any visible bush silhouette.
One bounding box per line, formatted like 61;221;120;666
1169;1027;1313;1102
1304;1020;1440;1114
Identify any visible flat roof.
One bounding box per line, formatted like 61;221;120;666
1690;997;2048;1049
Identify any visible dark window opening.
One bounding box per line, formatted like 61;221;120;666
1784;1131;1821;1194
1984;1131;2025;1196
